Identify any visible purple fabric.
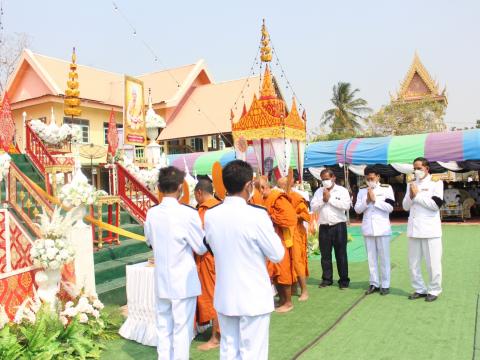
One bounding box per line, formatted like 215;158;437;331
345;138;362;163
171;153;202;173
425;131;464;162
336;140;349;164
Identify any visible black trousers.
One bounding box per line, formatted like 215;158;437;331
319;222;350;286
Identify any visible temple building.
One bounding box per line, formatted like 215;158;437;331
392;52;447;105
5;49;261;159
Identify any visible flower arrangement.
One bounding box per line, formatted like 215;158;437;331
123;160;160;191
30;238;74;270
0;152;11;182
59;295;104;326
59;176;107;207
29;119;82;145
145;106;166;128
0;295;122;359
29;207;80;270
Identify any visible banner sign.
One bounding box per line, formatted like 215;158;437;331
124;76;146;146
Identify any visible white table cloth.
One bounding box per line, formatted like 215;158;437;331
119;262;157;346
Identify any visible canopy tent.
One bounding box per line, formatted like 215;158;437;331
305;129;480;173
167;148;297;176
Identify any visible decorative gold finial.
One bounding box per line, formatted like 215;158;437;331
260;19;272;63
64;47;82;117
260;64;276;99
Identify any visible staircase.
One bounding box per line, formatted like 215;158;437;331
9;153;151;306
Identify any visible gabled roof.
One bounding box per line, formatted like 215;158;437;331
395;52;447;103
5;49;213;108
157;76;261;141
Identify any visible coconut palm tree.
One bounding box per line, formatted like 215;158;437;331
321;82;372;135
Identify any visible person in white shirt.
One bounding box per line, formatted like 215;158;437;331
204;160;284;360
402;157;444;302
311;168;352;289
144;166;207;359
354;167;395;296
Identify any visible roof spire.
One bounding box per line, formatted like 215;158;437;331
64;47;82;117
260;19;272;63
260;64;276;99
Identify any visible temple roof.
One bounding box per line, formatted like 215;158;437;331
157;76;261;141
6;49;213;108
394;52;447;104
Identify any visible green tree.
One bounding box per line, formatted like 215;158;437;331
321;82;372;138
366;97;446;136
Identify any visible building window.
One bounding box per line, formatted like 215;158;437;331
189;137;203;152
63;117;90;143
211;136;217;149
103;122;123;144
219;139;225;150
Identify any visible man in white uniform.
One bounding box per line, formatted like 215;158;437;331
204;160;284;360
402;157;444;302
354;166;395;296
311;168;351;289
144;166;207;359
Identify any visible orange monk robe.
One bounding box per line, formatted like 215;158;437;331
196;197;221;324
249;188;265;207
289;191;311;278
264;189;298;285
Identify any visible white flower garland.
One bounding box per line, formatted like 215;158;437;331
29;119;82;145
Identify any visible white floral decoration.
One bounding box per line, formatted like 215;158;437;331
58;173;107;208
29;119;82;145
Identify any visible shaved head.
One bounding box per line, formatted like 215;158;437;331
277;177;289;192
194;179;213;194
194;178;214;205
256;176;272;199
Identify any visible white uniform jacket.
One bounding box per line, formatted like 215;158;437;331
204;196;284;317
144;197;207;300
354;184;395;237
402;175;444;238
311;184;351;225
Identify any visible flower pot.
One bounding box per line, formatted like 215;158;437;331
35;268;61;310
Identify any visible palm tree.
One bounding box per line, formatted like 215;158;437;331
321;82;371;135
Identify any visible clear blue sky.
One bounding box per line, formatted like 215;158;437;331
3;0;480;133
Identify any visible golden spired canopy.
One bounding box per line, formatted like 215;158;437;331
64;47;82;117
231;20;306;142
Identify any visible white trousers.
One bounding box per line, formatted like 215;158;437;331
364;236;391;288
217;312;270;360
155;296;196;360
408;237;442;296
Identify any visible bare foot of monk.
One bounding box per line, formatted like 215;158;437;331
275;303;293;313
298;291;309;302
197;339;220;351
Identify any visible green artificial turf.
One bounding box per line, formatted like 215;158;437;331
100;225;479;360
300;225;480;360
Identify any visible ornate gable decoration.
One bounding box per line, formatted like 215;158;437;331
395;52;447;104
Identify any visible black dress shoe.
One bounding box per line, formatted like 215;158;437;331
379;288;389;296
408;292;427;300
425;294;438;302
365;285;379;295
318;281;332;288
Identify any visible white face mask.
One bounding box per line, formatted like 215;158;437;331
322;179;333;188
367;180;377;189
414;169;426;180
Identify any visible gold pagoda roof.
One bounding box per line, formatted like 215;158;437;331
394;52;447;104
231;20;306;141
232;65;305;141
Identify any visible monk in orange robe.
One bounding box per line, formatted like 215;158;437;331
258;176;297;313
194;179;221;350
277;177;311;301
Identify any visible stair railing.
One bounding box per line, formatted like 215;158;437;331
116;163;159;222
